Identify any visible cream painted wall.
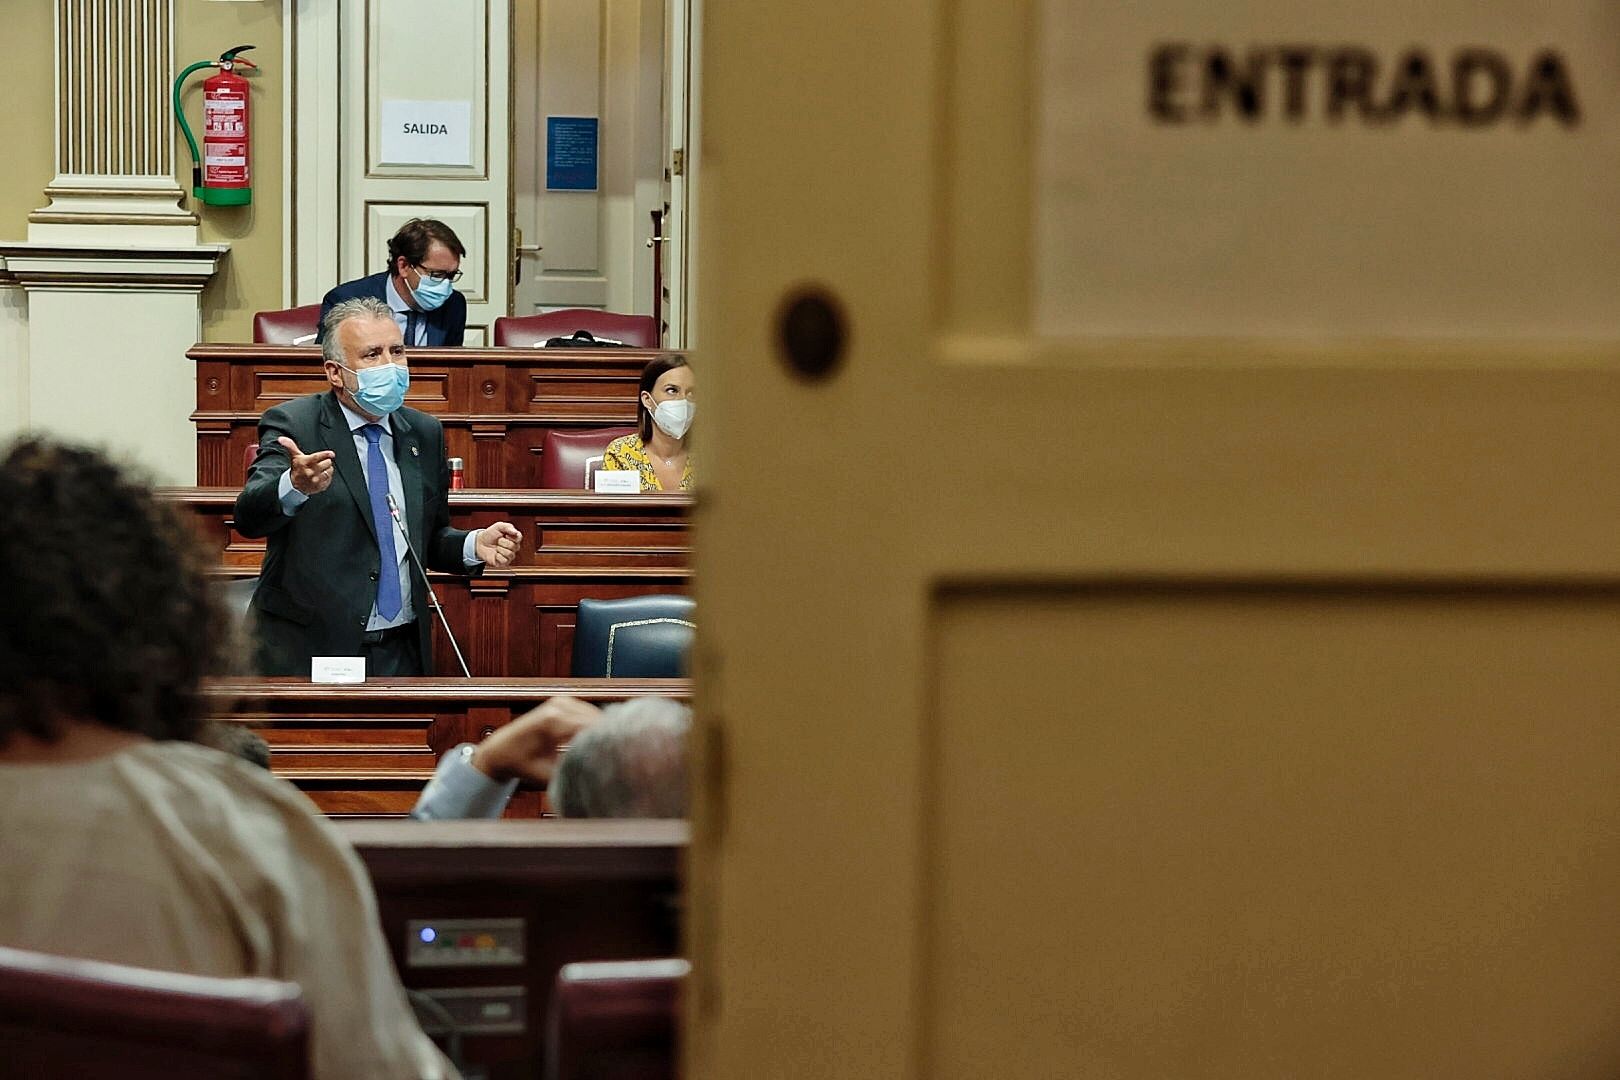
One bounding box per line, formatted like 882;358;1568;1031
0;3;56;240
0;1;286;344
176;0;285;342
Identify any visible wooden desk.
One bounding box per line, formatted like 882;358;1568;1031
206;677;692;817
164;488;691;678
339;819;684;1080
191;344;680;487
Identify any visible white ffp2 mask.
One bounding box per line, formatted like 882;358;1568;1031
652;399;695;439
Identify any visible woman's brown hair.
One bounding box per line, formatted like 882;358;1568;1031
637;355;692;443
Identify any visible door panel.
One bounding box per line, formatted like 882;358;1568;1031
691;1;1620;1078
928;585;1620;1079
512;0;666;320
340;0;511;343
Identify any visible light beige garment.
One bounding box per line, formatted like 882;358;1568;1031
0;741;454;1080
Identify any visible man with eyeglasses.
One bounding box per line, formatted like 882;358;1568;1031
317;218;469;347
236;296;522;676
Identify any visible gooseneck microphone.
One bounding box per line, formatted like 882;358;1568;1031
385;493;472;678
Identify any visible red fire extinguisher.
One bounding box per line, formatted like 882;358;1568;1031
173;45;257;207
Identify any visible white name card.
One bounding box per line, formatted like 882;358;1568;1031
379;99;474;167
593;470;641;494
311;656;366;684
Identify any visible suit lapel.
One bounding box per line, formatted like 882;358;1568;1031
321;391;379;542
391;408;427;552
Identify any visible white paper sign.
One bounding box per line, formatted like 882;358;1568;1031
1035;0;1620;342
311;656;367;684
380;100;473;167
593;470;642;494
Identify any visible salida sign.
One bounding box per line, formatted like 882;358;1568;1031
1148;46;1581;126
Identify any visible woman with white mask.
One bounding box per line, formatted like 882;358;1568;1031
602;356;696;492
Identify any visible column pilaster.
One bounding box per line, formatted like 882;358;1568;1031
28;0;199;245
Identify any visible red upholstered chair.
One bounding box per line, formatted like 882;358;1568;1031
540;425;637;489
252;304;322;345
0;945;310;1079
546;958;687;1080
494;309;659;348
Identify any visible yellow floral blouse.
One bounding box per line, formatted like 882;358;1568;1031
601;434;695;492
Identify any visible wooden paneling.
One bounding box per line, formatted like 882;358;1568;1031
207;677;691;819
340;820;685;1079
164;488;691;678
191;344;680;487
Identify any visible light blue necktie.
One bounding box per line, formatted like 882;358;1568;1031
361;424;402;620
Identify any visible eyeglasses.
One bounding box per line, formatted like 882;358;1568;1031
415;264;464;284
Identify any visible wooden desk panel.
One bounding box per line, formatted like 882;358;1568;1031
192;345;678;487
206;677;692;819
339;820;684;1080
163;488;692;677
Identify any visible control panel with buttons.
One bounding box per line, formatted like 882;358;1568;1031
406;918;525;968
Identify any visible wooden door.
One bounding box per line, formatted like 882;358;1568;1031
689;2;1620;1078
338;0;512;344
657;0;697;346
511;0;666;321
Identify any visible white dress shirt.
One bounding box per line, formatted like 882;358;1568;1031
410;744;519;820
385;274;429;346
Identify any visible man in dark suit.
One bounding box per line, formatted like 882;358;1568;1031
236;296;521;676
316;218;469;347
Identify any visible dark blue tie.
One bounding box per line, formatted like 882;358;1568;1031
405;310;421;346
362;424;402;620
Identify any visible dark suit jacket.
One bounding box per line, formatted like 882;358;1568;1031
316;271;467;346
234;391;475;675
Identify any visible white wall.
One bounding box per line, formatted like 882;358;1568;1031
20;288;200;485
0;284;28;441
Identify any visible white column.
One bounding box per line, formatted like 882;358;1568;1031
0;0;225;485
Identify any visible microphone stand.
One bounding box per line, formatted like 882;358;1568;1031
385;493;472;678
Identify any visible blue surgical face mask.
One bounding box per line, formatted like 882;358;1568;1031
409;268;456;311
340;362;409;416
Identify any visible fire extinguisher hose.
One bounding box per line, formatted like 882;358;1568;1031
172;59;217;199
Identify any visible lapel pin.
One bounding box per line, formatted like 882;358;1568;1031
410;446;419;457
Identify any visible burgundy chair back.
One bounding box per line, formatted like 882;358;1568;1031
546;958;687;1080
494;309;659;348
540;426;637;489
0;945;310;1079
252;304;322;345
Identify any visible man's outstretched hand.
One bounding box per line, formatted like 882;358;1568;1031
471;696;603;784
277;436;336;495
476;521;523;568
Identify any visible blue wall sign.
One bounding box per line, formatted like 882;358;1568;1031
546;116;600;191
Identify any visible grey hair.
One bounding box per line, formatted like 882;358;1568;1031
321;296;395;366
550;697;691;819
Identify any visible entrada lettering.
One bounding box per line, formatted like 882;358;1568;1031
403;123;451;135
1149;45;1581;127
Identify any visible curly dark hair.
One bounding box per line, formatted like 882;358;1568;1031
0;438;231;747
